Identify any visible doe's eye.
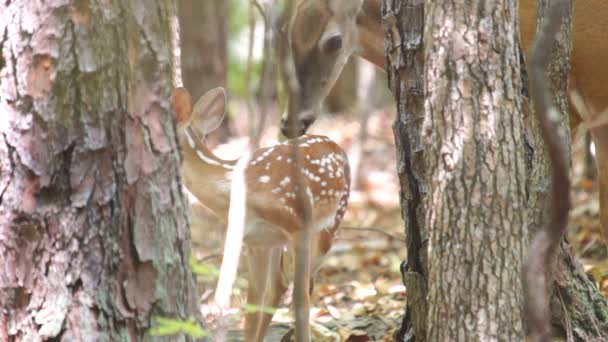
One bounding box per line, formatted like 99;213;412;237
321;34;343;55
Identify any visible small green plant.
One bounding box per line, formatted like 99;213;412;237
189;255;220;279
242;303;278;315
149;317;207;339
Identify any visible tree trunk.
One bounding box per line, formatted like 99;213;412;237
423;0;527;339
385;0;608;340
178;0;227;100
178;0;229;141
525;1;608;339
0;1;199;340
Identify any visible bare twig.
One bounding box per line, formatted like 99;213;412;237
348;61;375;189
245;0;257;143
199;254;224;263
279;2;302;140
251;0;275;148
341;226;406;243
523;1;571;341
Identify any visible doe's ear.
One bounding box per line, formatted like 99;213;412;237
191;87;227;136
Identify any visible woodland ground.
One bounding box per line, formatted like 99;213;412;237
189;104;608;341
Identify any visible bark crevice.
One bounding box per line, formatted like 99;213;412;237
382;1;428;341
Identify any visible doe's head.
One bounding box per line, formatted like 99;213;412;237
278;0;363;138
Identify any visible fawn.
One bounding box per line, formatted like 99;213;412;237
173;87;350;341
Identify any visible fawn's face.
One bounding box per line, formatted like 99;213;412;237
279;0;363;138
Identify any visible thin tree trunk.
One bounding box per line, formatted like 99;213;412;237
178;0;227;100
525;1;608;339
178;0;229;141
0;1;199;340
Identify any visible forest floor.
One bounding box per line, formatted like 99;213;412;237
189;105;608;341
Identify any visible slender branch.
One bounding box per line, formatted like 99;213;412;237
199;254;224;263
245;0;257;143
251;0;275;148
341;226;406;243
523;1;571;341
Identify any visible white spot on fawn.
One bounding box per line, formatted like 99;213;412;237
259;175;270;183
280;177;291;187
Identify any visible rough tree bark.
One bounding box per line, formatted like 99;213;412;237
0;1;199;340
423;0;527;339
385;0;608;340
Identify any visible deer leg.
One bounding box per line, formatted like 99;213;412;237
293;229;313;342
244;246;287;342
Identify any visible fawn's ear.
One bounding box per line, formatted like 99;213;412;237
192;87;227;135
172;87;193;126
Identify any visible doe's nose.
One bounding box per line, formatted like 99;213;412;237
281;109;317;138
281;118;304;138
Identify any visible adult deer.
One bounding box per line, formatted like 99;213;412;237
279;0;608;232
172;87;350;341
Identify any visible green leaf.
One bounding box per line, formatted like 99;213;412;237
149;325;181;336
189;255;220;278
242;303;278;315
150;316;208;338
181;320;208;338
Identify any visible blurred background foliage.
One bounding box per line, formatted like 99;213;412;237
227;0;262;98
